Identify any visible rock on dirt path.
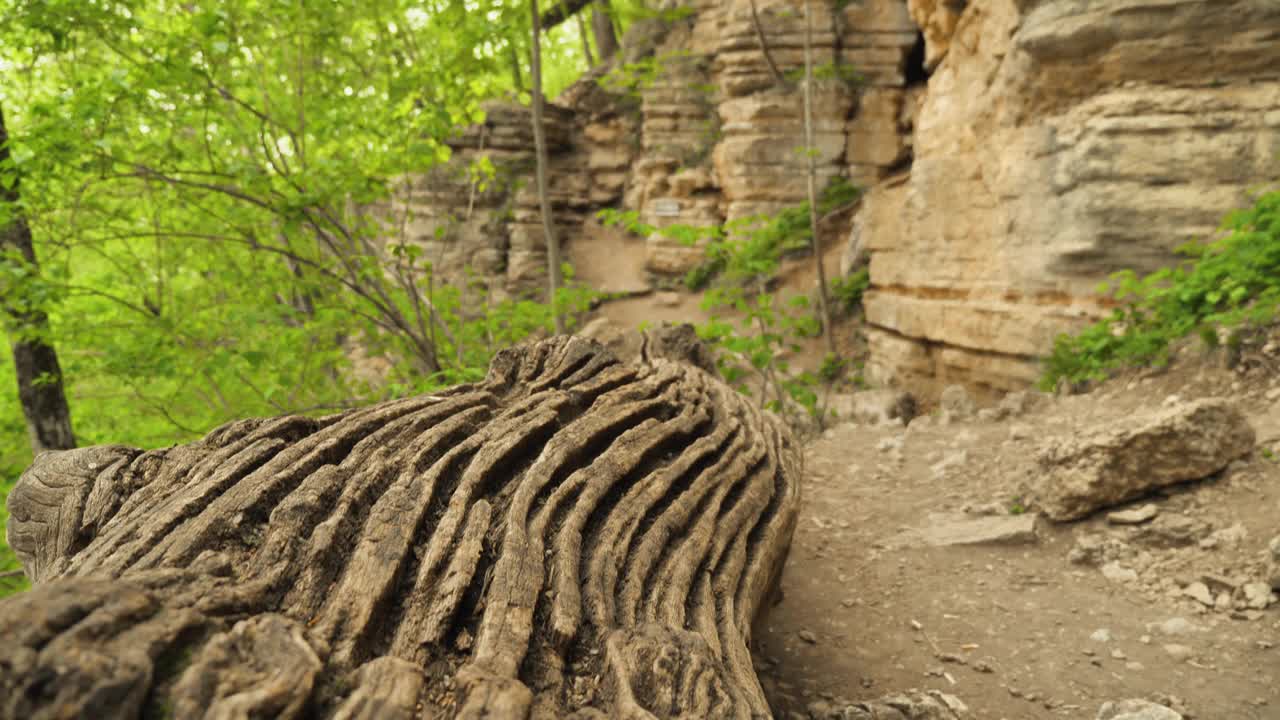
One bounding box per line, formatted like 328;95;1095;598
757;376;1279;720
1032;398;1255;521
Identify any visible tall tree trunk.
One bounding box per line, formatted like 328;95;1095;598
576;12;596;67
0;102;76;454
803;0;835;356
591;0;619;61
530;0;566;334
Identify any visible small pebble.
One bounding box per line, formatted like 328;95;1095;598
1164;643;1195;662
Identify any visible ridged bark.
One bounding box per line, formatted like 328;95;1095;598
1;334;801;719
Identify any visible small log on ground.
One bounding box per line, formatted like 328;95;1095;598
1;334;801;719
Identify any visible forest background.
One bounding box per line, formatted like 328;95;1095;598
0;0;660;594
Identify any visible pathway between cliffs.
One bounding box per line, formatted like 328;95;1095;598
756;361;1280;720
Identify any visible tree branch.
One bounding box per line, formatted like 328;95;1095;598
540;0;593;32
750;0;791;89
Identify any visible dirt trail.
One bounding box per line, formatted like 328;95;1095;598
575;209;1280;719
756;362;1280;720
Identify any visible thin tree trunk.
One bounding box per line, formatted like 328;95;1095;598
803;0;835;356
591;0;619;61
529;0;566;334
0;102;76;454
750;0;790;88
575;12;596;66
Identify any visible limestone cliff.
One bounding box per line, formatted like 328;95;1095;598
861;0;1280;396
391;0;917;297
395;0;1280;398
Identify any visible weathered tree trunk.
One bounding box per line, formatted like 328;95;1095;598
1;334;801;719
0;101;76;455
509;42;526;93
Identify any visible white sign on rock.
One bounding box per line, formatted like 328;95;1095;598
651;198;681;217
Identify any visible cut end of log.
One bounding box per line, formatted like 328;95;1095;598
1;335;802;719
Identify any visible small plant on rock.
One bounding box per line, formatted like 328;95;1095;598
831;267;870;315
1041;187;1280;389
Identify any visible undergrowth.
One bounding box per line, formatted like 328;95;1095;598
831;268;870;315
1041;187;1280;389
600;177;865;424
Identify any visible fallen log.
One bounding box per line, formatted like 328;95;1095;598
1;334;801;719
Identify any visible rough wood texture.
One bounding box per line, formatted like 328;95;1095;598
1;335;801;719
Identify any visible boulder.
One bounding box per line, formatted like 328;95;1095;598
577;316;643;362
998;390;1049;418
1033;399;1255;521
828;388;918;426
939;384;975;422
1106;504;1159;525
815;690;969;720
914;512;1040;548
1243;582;1275;610
1269;535;1280;590
1097;699;1184;720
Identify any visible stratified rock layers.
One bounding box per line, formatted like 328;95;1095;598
386;0;1280;397
859;0;1280;395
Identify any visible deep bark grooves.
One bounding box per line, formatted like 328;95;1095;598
588;421;736;631
2;445;137;582
1;335;802;719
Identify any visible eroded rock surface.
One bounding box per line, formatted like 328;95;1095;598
1032;398;1255;520
859;0;1280;395
1;336;802;719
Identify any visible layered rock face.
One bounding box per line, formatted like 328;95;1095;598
859;0;1280;396
392;0;1280;398
386;85;637;299
394;0;920;291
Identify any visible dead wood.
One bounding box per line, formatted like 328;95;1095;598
1;335;801;719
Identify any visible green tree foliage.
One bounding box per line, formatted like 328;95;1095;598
1041;187;1280;388
0;0;620;596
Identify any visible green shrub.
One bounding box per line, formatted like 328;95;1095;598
682;177;860;291
831;268;870;314
1041;187;1280;389
601;177;864;426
